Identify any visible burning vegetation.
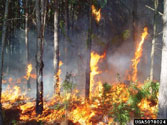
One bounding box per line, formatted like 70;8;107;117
0;0;165;124
1;27;159;124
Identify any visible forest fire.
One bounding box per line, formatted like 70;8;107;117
91;5;101;23
1;0;165;124
1;27;159;124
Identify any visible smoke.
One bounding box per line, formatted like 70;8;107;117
1;0;163;98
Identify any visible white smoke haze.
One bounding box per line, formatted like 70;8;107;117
1;3;163;98
0;29;144;98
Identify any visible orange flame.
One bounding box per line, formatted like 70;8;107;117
2;86;28;109
30;74;37;79
55;61;63;94
138;98;158;119
25;64;33;80
91;5;101;23
1;83;158;123
90;51;106;98
131;27;148;82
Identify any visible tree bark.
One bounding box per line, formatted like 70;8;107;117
0;0;9;124
150;0;158;81
25;0;30;89
35;0;46;115
53;0;60;95
158;0;167;119
85;0;92;100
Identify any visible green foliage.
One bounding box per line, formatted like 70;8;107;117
122;30;130;40
103;82;111;93
150;81;159;100
39;121;44;125
127;83;149;117
62;73;74;92
93;0;108;9
11;120;17;125
99;0;108;8
111;29;130;45
69;0;77;4
103;81;159;124
53;104;63;110
59;20;65;35
111;103;130;125
127;81;159;118
59;20;72;43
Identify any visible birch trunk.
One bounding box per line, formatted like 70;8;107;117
150;0;158;81
158;0;167;119
25;0;30;89
53;0;60;95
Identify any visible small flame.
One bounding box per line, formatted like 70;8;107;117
25;64;33;80
55;61;63;94
30;74;37;79
91;5;101;23
131;27;148;82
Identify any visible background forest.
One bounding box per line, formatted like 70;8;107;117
0;0;167;124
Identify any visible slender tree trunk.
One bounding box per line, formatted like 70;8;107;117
0;0;9;124
85;0;92;99
150;0;158;81
132;0;138;45
64;0;69;74
65;0;69;35
25;0;30;89
53;0;60;95
158;0;167;119
35;0;46;115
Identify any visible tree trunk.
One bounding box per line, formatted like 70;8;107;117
64;0;69;74
85;0;92;99
150;0;158;81
25;0;30;89
132;0;138;44
158;0;167;119
65;0;69;35
0;0;9;124
53;0;60;95
35;0;46;115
